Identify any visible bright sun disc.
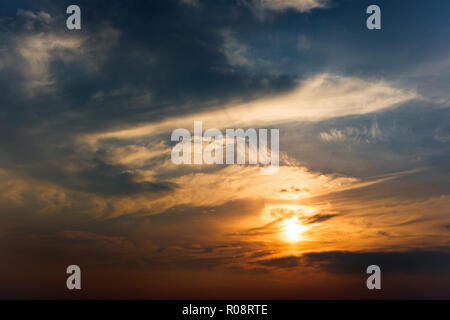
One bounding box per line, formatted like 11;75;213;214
284;222;305;242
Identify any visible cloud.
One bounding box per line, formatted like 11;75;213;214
247;0;330;14
304;213;337;224
434;128;450;143
302;250;450;274
58;230;132;249
256;256;299;268
65;72;419;217
319;120;383;143
179;0;200;7
297;34;311;51
319;128;346;141
253;250;450;275
220;29;253;67
16;9;51;30
130;165;361;214
100;143;170;167
15;33;83;94
59;161;176;196
83;73;417;147
0;10;120;95
0;155;403;221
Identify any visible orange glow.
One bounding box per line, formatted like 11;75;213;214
283;219;308;242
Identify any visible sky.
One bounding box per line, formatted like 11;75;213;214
0;0;450;299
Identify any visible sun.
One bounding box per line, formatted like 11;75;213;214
284;221;307;242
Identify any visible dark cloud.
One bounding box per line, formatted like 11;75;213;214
1;0;449;193
66;161;175;196
304;250;450;274
0;0;299;198
255;250;450;275
256;256;299;268
304;213;338;224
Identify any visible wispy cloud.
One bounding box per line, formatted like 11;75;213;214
1;9;120;95
245;0;330;17
82;73;417;147
319;120;383;143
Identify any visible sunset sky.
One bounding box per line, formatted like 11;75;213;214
1;0;450;299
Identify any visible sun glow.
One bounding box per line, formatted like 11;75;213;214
284;220;307;242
